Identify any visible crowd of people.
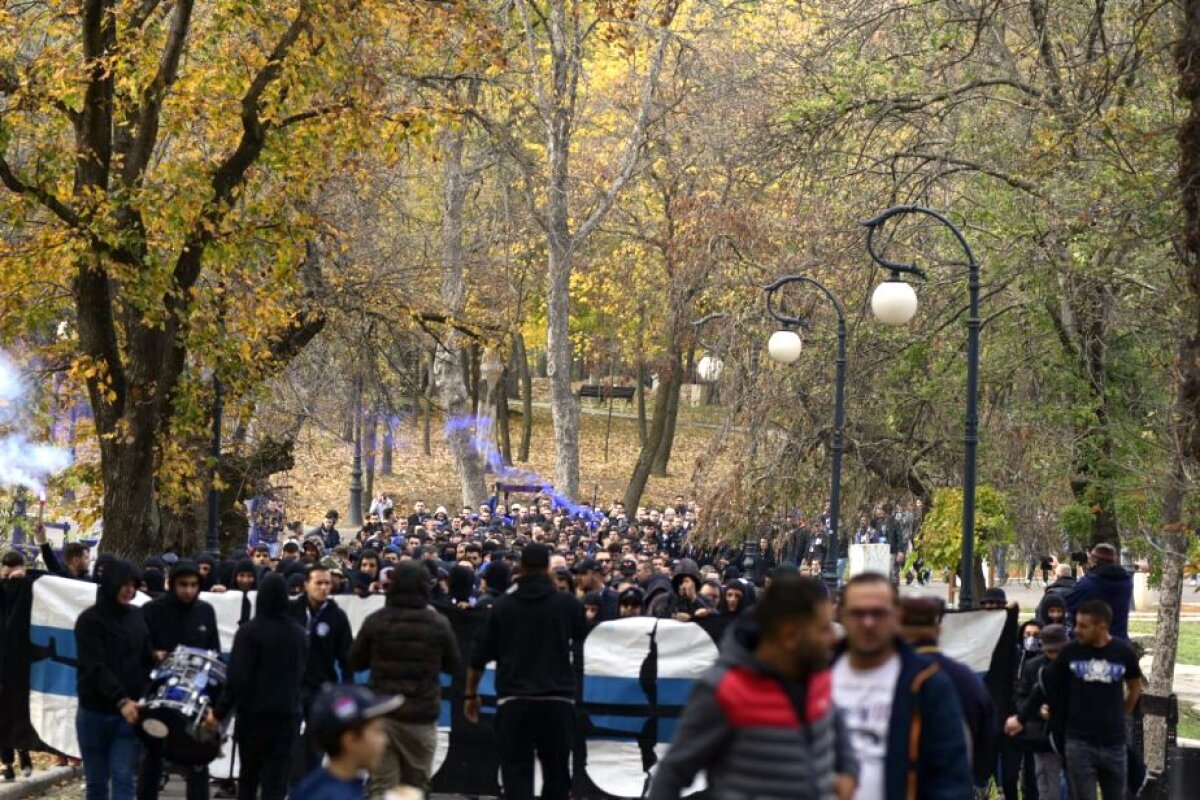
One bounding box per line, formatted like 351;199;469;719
0;489;1155;800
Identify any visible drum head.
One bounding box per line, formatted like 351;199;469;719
142;718;170;739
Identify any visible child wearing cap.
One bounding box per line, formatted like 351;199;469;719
291;685;402;800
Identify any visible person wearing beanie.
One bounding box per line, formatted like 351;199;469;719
350;562;459;797
232;560;258;593
141;566;165;596
1064;543;1133;640
210;573;308;800
464;543;585;800
898;597;996;791
140;560;222;800
74;559;152;800
478;561;511;610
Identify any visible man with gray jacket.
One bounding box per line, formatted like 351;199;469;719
648;575;858;800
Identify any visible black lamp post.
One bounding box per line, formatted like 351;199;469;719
348;374;364;527
207;377;223;554
861;205;981;609
763;275;847;591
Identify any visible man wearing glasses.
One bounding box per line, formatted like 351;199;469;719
832;573;971;800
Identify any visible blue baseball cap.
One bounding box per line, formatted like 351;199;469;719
309;685;403;740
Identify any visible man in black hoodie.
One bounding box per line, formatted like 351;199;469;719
139;560;221;800
464;543;584;800
288;564;353;783
75;559;153;800
211;572;307;800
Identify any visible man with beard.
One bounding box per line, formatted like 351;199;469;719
210;573;308;800
140;560;221;800
75;559;153;800
649;575;857;800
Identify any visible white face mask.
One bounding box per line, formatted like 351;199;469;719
1024;635;1043;652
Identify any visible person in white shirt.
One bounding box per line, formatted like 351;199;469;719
831;573;971;800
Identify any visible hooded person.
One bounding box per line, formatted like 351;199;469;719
193;554;218;591
141;566;166;596
232;560;258;593
438;565;477;610
464;544;585;800
1036;593;1070;633
478;561;511;610
652;558;713;621
1064;543;1133;639
74;559;153;800
140;560;221;800
350;562;460;797
212;573;308;800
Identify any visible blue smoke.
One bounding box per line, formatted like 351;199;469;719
443;413;601;527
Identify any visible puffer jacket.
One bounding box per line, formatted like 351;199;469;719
648;618;857;800
350;563;459;723
1065;564;1133;640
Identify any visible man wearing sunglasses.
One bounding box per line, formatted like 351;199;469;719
832;573;971;800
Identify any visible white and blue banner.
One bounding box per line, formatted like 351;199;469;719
12;575;1016;798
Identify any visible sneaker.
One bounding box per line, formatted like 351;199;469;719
21;765;32;778
2;765;14;782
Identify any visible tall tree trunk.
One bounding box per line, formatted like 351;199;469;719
514;332;533;462
652;355;684;476
469;343;481;417
435;128;487;507
624;348;681;510
546;217;581;500
497;368;513;465
636;304;648;446
422;350;433;457
380;415;393;476
1149;1;1200;765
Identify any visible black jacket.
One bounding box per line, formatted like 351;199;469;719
470;571;584;699
289;595;353;696
350;567;459;723
74;561;153;713
216;573;308;721
143;590;221;654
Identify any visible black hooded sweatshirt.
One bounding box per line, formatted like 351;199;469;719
74;560;153;713
470;570;584;699
142;561;222;654
215;573;308;721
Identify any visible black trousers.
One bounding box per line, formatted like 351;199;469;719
495;699;575;800
235;717;297;800
138;740;209;800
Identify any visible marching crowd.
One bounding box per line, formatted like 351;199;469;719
0;491;1152;800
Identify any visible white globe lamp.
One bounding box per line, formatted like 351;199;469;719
767;329;803;365
871;279;919;326
697;355;723;382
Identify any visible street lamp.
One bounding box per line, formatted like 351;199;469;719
861;204;981;609
764;274;847;592
697;354;723;382
348;373;364;527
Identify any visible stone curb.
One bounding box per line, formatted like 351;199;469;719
0;767;81;800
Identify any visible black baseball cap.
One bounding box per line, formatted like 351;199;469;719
308;685;403;741
573;557;600;574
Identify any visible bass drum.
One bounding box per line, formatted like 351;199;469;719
139;646;229;765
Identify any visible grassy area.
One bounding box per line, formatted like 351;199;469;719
1129;621;1200;739
1129;620;1200;666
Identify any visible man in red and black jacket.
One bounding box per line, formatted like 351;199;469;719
649;575;858;800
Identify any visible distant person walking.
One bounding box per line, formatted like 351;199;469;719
464;544;585;800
